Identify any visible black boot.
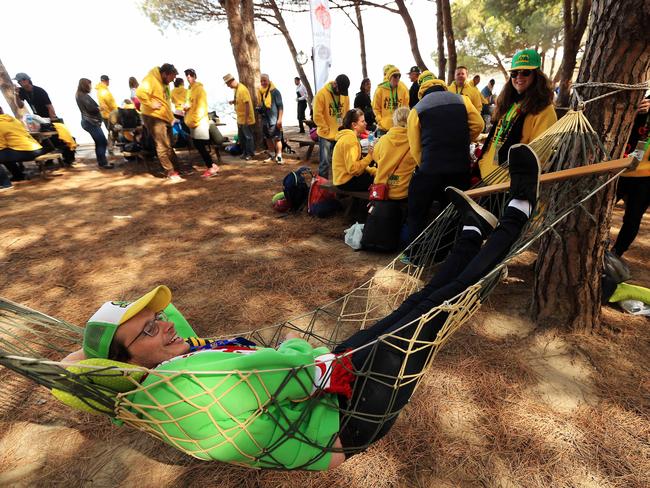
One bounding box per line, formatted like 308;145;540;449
508;144;541;208
445;186;498;237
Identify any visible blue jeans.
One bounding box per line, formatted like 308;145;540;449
237;124;255;157
81;119;108;166
318;137;336;177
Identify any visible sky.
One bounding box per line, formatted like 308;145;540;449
1;0;500;143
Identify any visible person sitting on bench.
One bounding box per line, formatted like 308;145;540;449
0;106;43;187
332;108;376;192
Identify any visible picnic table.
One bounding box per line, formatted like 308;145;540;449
288;133;318;162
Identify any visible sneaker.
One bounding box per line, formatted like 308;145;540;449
0;185;14;192
201;168;219;178
445;186;498;237
275;156;284;165
99;163;115;169
263;154;276;163
166;171;185;183
242;155;252;161
508;143;541;208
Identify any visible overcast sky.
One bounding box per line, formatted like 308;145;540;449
2;0;500;143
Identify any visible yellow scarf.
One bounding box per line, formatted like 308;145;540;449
258;82;276;109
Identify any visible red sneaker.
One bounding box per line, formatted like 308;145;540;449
201;168;219;178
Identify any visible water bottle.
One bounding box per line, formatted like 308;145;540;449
26;114;34;132
367;132;374;148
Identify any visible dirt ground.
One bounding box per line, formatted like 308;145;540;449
0;141;648;488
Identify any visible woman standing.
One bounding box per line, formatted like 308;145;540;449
128;77;140;110
478;49;556;179
353;79;376;131
332;108;375;191
184;69;220;178
75;78;113;169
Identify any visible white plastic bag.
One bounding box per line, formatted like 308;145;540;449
344;222;364;250
619;300;650;316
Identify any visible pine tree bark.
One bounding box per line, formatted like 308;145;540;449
355;1;368;80
394;0;428;71
532;0;650;331
0;58;25;118
436;0;446;80
440;0;457;84
557;0;592;107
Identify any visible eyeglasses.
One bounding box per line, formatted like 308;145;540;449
510;69;533;78
125;311;167;349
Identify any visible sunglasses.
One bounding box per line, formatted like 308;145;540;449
510;69;533;78
126;311;168;349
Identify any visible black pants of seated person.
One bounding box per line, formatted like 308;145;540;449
334;205;528;454
0;148;43;180
336;172;374;192
193;139;214;167
613;176;650;257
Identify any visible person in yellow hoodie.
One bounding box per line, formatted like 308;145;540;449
0;106;43;188
477;50;556;179
137;63;183;181
372;66;409;135
405;70;484;251
171;78;187;114
372;106;417;200
332;108;376;191
94;75;118;154
224;73;255;161
184;68;220;178
313;74;350;177
448;67;483;113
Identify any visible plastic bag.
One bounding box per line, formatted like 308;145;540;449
619;300;650;316
344;222;364;250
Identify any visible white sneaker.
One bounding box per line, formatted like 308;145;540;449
263;153;276;163
276;156;284;165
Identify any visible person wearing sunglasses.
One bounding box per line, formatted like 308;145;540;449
478;49;557;179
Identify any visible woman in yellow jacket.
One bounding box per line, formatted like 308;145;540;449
332;108;376;191
372;66;409;135
183;69;220;178
372;106;417;200
0;106;43;188
478;49;556;179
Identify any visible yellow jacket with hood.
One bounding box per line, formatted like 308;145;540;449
373;126;417;199
313;81;350;141
372;67;410;132
0;114;42;151
95;83;117;119
171;86;187;111
184;82;208;129
136;67;174;124
448;81;483;112
332;129;376;185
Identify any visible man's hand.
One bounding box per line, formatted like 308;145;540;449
367;145;374;157
151;100;162;110
637;99;650;115
276;120;283;130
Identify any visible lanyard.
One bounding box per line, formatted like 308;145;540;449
328;84;341;116
389;86;398;110
494;103;521;146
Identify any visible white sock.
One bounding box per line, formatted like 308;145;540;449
508;198;531;217
462;225;482;236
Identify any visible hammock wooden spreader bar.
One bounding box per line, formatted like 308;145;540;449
466;156;637;199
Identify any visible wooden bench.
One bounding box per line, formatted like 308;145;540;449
288;135;318;162
33;152;63;177
321;177;370;219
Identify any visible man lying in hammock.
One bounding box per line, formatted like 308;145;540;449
67;144;540;470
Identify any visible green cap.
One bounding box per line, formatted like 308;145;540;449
511;49;541;70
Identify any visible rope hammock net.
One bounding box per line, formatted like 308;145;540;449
0;108;636;469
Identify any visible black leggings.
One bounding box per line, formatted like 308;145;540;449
0;148;43;180
336;172;374;192
193;139;213;168
613;177;650;256
334;205;529;453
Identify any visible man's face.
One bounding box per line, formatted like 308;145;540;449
455;68;468;85
294;78;300;86
260;76;269;89
473;75;480;86
103;79;110;86
226;79;236;89
113;307;189;368
18;79;32;91
186;74;196;85
409;71;419;83
162;72;176;84
390;73;401;88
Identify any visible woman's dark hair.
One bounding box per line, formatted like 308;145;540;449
174;78;184;87
184;68;196;78
341;108;364;130
493;68;554;120
76;78;92;95
108;338;131;363
360;78;370;93
128;77;139;89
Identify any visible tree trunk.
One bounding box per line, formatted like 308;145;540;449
224;0;262;145
557;0;592;107
440;0;457;84
436;0;446;80
355;1;368;79
394;0;428;71
479;23;508;80
267;0;314;102
549;37;559;79
0;58;25;118
532;0;650;332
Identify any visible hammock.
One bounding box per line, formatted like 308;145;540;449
0;110;637;469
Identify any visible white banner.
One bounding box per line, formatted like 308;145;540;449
310;0;332;92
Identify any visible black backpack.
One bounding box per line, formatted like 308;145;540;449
283;167;313;211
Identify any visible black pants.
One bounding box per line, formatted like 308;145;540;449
614;176;650;256
335;205;529;452
406;169;470;246
297;100;307;133
0;148;43;180
193;139;213;168
337;172;374;192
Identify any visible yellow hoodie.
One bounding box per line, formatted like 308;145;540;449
184;82;208;129
136;67;174;124
448;81;483;112
95;82;117;120
478;103;557;178
313;81;350;141
373;126;417;200
0;114;42;151
372;67;409;131
332;129;376;185
171;86;187;111
234;83;255;125
53;122;77;151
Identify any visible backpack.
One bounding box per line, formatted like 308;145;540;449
361;200;404;252
308;175;341;217
283;166;313;211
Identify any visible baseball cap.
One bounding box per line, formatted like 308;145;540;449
83;285;172;359
13;72;31;82
511;49;541;70
223;73;235;84
409;66;421;74
100;75;109;82
335;74;350;96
